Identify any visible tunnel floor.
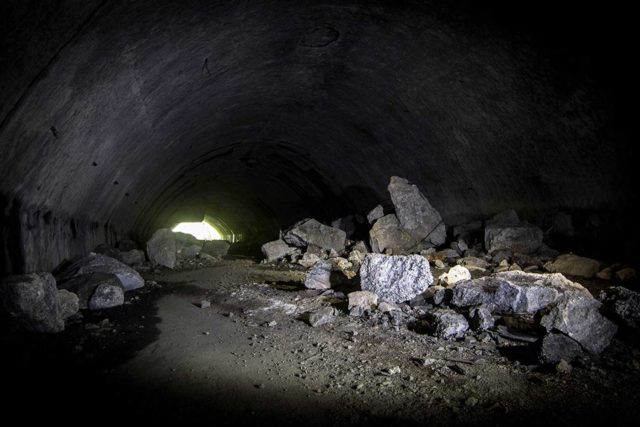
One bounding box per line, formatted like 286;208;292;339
2;259;640;426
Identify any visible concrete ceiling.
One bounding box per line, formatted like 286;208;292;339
0;0;634;243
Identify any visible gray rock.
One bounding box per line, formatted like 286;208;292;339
426;309;469;339
147;228;177;268
201;240;230;257
261;239;296;262
58;252;144;291
59;273;124;310
120;249;146;266
451;271;591;315
369;214;416;254
309;307;335;327
485;223;544;254
351;241;369;254
544;254;602;278
538;333;585;364
117;239;138;252
304;260;333;290
0;273;64;333
438;265;472;287
57;289;79;320
298;252;321;268
284;218;346;252
367;205;384;224
599;286;640;329
539;293;617;355
359;254;433;303
177;244;202;260
348;291;378;311
469;306;494;330
456;256;490;272
388;176;446;247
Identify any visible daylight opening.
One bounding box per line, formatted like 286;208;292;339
172;221;222;240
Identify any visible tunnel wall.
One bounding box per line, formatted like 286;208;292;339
0;1;635;273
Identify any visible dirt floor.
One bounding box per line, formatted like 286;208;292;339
3;258;640;426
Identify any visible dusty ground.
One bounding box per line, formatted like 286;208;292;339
3;259;640;426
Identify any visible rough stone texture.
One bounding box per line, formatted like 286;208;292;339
147;228;177;268
539;293;617;355
469;306;494;330
367;205;384;224
298;252;321;269
201;240;230;257
451;271;591;314
538;333;585;364
0;272;64;332
369;214;416;254
544;254;602;278
348;291;379;311
308;307;335;327
456;256;490;272
59;273;125;310
599;286;640;329
120;249;146;266
438;265;472;287
359;254;433;303
261;239;296;263
57;289;79;320
484;223;544;254
388;176;446;247
57;252;144;291
426;309;469;339
177;244;202;260
284;219;346;252
304;260;332;290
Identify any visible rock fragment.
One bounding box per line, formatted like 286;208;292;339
544;254;602;278
438;265;472;287
367;205;384;224
59;273;125;310
284;218;346;252
309;307;335;327
468;306;494;330
57;289;79;320
261;239;297;263
304;260;333;290
57;252;144;291
599;286;640;329
147;228;177;268
426;309;469;339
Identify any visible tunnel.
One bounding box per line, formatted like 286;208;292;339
0;1;638;426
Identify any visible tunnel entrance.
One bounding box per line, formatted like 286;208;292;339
172;221;221;241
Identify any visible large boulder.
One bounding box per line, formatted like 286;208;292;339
57;252;144;291
369;214;416;254
544;254;602;278
261;239;297;262
359;254;433;303
451;271;590;315
284;218;346;252
147;228;177;268
59;273;125;310
0;273;64;333
388;176;446;247
599;286;640;328
201;240;230;258
539;293;617;355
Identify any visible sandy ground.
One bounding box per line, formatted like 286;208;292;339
2;259;640;426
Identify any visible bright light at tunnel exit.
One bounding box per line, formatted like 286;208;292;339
172;221;222;240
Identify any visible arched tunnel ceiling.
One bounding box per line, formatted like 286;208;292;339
0;0;635;242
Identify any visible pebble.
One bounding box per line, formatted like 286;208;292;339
200;300;211;309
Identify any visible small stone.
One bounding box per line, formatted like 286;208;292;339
427;309;469;339
305;261;333;290
544;254;602;279
367;205;384;224
434;260;445;269
465;397;479;407
200;300;211;309
469;306;494;330
348;291;378;311
308;307;335;327
438;265;472;287
555;359;572;375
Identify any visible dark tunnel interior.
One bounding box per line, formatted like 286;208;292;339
1;1;638;425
